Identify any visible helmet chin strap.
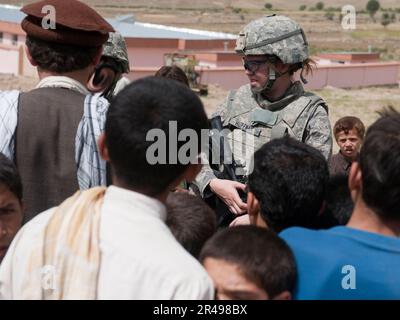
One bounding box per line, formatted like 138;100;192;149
251;62;306;96
299;65;308;85
262;68;277;93
251;63;282;95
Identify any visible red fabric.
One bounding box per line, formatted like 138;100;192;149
21;0;114;47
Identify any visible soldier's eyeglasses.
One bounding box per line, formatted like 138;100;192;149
243;60;269;73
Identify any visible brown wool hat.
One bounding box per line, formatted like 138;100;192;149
21;0;114;47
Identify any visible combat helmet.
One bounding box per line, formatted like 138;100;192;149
235;15;309;92
102;31;130;74
87;31;131;101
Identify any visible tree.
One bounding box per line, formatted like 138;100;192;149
264;3;273;9
232;7;242;14
325;11;334;20
299;5;307;11
366;0;380;22
316;2;324;10
381;12;391;27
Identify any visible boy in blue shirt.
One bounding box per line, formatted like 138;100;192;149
281;108;400;299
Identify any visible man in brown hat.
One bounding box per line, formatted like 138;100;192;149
0;0;114;222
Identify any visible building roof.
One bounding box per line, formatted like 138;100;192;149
0;5;25;24
109;16;236;40
0;5;236;41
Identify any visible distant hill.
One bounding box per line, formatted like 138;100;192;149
2;0;400;10
2;0;399;61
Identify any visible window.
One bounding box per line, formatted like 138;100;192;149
12;34;18;46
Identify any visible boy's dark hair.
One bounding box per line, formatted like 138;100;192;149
333;116;365;141
359;107;400;219
0;153;23;202
155;66;190;87
317;174;353;228
105;77;208;196
199;225;297;298
26;36;100;73
166;193;216;259
248;137;329;233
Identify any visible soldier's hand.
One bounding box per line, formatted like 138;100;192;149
209;178;247;215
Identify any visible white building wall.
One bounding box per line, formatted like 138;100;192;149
0;32;25;75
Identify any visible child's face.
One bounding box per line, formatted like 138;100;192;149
0;184;23;262
336;129;363;160
203;257;269;300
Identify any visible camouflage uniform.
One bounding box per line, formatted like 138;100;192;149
195;15;332;196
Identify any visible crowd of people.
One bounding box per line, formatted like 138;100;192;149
0;0;399;300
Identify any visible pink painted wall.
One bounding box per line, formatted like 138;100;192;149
0;45;19;74
125;38;179;69
128;63;400;91
303;62;400;90
20;46;37;78
197;67;247;89
196;63;400;90
127;47;177;68
128;68;158;80
0;31;25;75
127;67;248;90
355;63;399;87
